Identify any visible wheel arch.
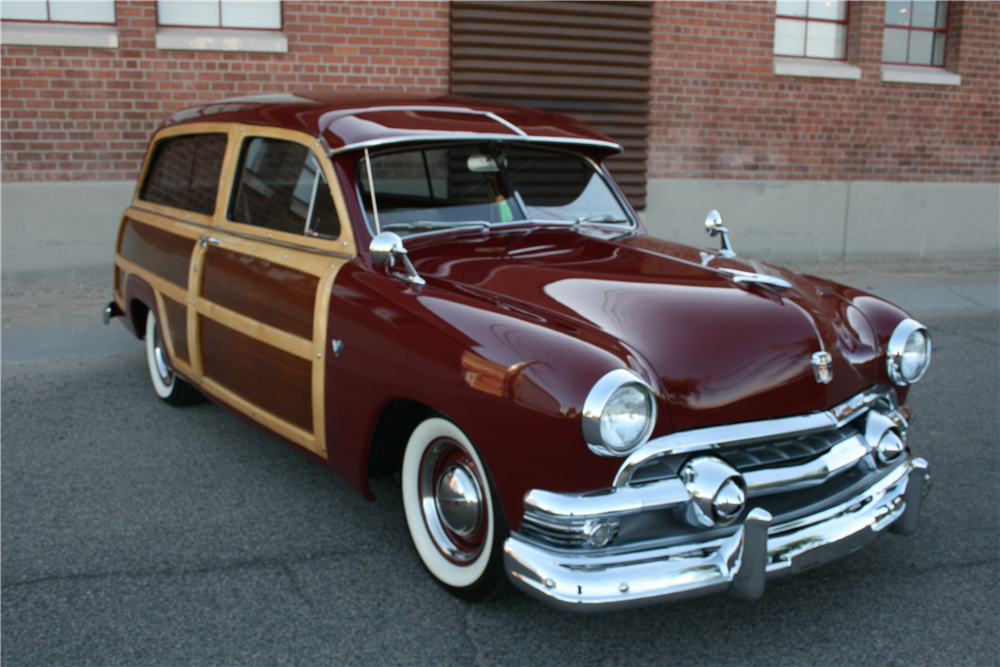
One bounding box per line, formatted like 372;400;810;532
122;273;159;341
367;398;436;481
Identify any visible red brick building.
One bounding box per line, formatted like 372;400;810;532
2;1;997;282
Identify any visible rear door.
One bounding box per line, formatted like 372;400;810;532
116;126;230;386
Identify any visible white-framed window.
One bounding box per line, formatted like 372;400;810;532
1;0;115;24
882;0;948;67
0;0;118;48
157;0;281;30
154;0;287;53
774;0;849;60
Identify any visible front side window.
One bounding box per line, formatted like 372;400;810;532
882;0;948;66
230;137;340;238
774;0;848;60
157;0;281;29
140;133;227;216
357;143;631;236
1;0;115;24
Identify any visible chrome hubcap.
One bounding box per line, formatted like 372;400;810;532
435;464;482;537
419;438;487;564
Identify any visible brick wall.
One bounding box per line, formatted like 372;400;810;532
3;1;997;186
648;1;999;182
0;0;450;182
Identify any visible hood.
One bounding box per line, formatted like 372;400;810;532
406;228;879;432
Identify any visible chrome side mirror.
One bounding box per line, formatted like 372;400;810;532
369;231;426;285
704;210;736;258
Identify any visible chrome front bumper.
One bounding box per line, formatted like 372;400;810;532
504;456;930;612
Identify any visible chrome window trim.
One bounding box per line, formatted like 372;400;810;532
613;386;891;487
144;214;355;260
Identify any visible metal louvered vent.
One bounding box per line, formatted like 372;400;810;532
450;1;652;210
717;422;866;473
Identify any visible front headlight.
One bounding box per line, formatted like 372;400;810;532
887;318;931;385
583;369;656;456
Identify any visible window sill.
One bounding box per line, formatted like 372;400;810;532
0;21;118;49
881;65;961;86
156;27;287;53
773;57;861;80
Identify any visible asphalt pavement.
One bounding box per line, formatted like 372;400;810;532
2;257;998;666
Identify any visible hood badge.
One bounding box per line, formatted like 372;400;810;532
812;351;833;384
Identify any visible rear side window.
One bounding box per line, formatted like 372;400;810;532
230;137;340;238
140;133;227;216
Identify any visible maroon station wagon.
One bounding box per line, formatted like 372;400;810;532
106;94;932;610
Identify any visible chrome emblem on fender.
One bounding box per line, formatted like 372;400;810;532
812;351;833;384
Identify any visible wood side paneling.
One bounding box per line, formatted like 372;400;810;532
450;1;652;209
165;297;189;363
201;317;313;432
201;247;318;340
119;218;194;288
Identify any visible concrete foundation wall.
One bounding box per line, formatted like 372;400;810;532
1;179;998;284
1;180;136;285
644;179;1000;261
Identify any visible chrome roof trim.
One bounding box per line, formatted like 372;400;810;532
484;111;529;137
328;134;623;157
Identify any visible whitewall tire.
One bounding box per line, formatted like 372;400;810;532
401;417;506;598
145;310;201;406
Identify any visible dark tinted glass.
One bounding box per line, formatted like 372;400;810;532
505;146;628;223
140;134;227;216
230;137;340;238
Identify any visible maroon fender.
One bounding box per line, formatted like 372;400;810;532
122;274;158;340
323;257;654;530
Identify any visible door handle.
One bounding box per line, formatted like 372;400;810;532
199;235;222;248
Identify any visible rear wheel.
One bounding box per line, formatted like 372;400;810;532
401;417;507;600
145;310;202;406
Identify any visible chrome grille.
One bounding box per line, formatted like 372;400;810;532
716;422;863;472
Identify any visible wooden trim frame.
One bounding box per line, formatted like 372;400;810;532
220;123;358;258
115;121;359;460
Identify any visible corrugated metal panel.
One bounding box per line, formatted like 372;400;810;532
450;1;652;209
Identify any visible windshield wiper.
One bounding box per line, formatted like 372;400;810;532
381;220;491;233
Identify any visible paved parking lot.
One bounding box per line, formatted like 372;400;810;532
2;261;997;666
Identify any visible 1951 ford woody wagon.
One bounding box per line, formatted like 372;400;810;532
106;93;932;611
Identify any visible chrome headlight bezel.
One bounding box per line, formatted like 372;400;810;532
886;318;931;386
582;369;657;457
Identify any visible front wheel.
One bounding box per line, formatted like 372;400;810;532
401;417;508;600
145;310;202;406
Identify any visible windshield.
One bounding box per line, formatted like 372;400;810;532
356;143;632;236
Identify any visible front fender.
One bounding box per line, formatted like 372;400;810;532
805;277;915;402
323;261;667;529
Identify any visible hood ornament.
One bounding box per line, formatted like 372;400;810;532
812;351;833;384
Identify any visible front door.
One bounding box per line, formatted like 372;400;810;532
189;125;355;459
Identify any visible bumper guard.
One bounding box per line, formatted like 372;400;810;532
504;456;930;612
